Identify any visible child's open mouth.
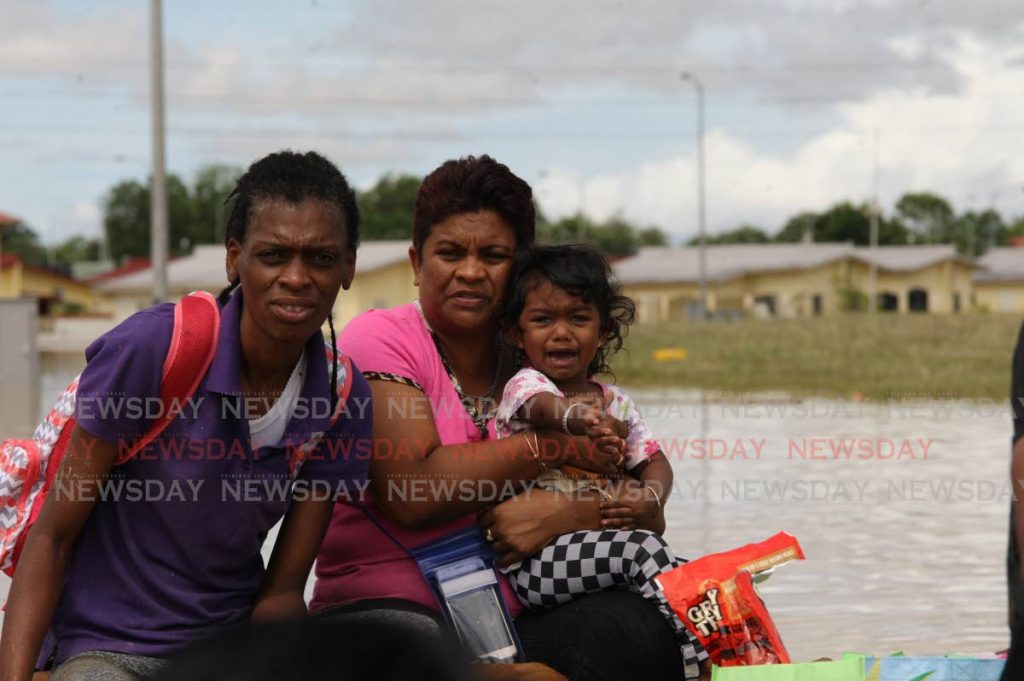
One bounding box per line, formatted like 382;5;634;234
546;350;578;367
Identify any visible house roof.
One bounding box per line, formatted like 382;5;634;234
613;243;977;285
850;244;978;272
95;240;412;294
86;257;152;283
612;243;853;285
974;247;1024;283
0;211;20;226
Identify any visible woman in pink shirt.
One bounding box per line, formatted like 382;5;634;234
313;156;690;680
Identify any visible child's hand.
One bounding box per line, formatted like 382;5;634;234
565;402;606;438
599;481;660;530
599;414;629;439
566;403;629;441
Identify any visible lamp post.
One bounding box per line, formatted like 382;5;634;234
150;0;168;302
680;71;708;321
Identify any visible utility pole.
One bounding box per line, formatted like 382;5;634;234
150;0;169;302
681;72;708;322
868;129;880;314
577;176;585;241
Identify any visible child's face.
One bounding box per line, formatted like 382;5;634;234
514;280;603;384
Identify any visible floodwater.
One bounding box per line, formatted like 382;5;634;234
645;390;1012;661
2;366;1014;661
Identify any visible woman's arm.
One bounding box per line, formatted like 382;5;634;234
477;489;604;567
0;426;117;681
252;497;335;622
599;451;673;535
368;381;620;529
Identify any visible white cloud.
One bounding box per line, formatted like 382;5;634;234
0;1;147;82
546;34;1024;240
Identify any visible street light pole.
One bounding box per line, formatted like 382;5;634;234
150;0;169;302
681;72;708;322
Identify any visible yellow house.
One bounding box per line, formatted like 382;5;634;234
0;254;99;313
615;243;978;323
974;246;1024;314
94;241;417;329
848;245;977;314
615;243;852;322
332;241;416;326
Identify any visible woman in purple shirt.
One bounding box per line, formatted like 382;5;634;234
0;151;372;681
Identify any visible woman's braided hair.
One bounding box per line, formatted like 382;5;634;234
218;150;360;415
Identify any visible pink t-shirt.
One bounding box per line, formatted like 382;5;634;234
311;302;523;616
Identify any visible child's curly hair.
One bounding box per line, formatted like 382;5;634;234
501;244;636;377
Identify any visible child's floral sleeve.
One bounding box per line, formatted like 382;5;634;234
494;367;564;437
606;385;660;470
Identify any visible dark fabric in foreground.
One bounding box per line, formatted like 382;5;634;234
1004;320;1024;681
516;590;685;681
155;617;469;681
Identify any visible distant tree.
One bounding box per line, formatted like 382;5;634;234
192;164;241;246
895;192;954;244
585;217;639;256
540;214;591;244
102;175;196;262
358;174;420;240
52;236;102;267
637;227;669;247
774;211;820;243
950;209;1006;256
538;213;664;257
692;224;770;245
776;203;907;245
0;220;47;266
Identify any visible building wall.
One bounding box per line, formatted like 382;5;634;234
0;261;21;297
848;260;974;314
624;261;847;323
744;261;847;317
18;268;98;310
332;260;417;328
1;261;99;310
0;299;40;437
975;282;1024;314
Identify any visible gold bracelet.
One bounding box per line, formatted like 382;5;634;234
524;431;546;472
644;483;663;508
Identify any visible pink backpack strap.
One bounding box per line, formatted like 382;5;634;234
116;291;220;465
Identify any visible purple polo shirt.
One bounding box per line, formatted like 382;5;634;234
42;291;371;666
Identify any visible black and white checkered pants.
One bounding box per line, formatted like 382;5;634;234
510;529;707;680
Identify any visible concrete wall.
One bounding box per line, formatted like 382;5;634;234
0;299;39;438
976;282;1024;314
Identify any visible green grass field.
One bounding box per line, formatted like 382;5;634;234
611;313;1023;400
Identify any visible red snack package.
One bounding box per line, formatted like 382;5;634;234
656;532;805;667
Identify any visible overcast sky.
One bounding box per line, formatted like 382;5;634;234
3;0;1024;245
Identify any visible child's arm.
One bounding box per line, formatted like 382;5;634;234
600;451;673;535
516;391;605;436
